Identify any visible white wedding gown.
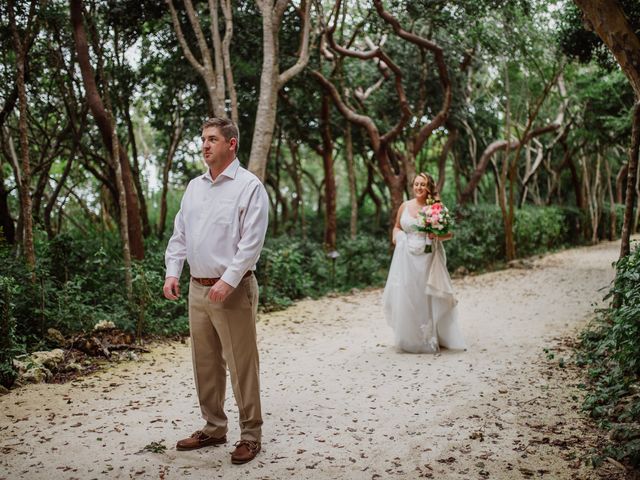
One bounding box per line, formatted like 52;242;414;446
383;207;466;353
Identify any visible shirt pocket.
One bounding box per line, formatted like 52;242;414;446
210;198;235;225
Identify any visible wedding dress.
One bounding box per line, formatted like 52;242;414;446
383;207;466;353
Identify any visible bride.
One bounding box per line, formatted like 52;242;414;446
383;172;466;354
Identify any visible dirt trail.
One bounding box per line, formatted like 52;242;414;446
0;240;628;479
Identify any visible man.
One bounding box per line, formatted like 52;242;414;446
163;117;269;464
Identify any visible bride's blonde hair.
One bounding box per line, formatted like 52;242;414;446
415;172;440;201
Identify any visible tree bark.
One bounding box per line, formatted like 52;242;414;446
345;121;357;239
124;105;151;237
8;0;38;274
70;0;144;259
285;138;306;238
219;0;238;124
320;94;337;250
1;127;23;246
0;167;15;244
604;155;617;240
166;0;226;116
44;153;74;239
248;0;311;181
573;0;640;257
158;115;184;239
436;126;457;194
616;163;627;204
620;102;640;257
358;157;383;228
460;124;560;204
372;0;452;158
574;0;640;98
318;0;454;235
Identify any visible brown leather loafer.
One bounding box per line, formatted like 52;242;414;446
176;430;227;451
231;440;261;464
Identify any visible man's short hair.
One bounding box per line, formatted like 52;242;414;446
202;117;239;153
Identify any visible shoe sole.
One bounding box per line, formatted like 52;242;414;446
231;456;257;464
176;439;227;451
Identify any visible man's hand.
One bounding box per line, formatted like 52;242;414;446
208;280;234;303
163;276;180;300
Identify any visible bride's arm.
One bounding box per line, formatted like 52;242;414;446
392;203;405;245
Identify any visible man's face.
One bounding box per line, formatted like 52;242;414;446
201;126;236;169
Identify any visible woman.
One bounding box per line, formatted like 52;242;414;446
383;173;466;353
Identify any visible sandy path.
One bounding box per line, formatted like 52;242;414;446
0;240;625;479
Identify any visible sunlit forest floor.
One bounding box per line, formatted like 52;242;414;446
0;239;631;479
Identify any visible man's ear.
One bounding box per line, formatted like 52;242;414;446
230;138;238;152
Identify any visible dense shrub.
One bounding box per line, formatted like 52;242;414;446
513;205;569;257
576;242;640;467
0;275;20;388
0;200;621;383
446;204;575;272
0;232;191;354
256;233;390;311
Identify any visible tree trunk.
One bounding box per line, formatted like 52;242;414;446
124;106;151;238
70;0;144;260
111;125;133;300
166;0;226;116
44;154;74;239
248;8;279;180
573;0;640;257
574;0;640;98
248;0;311;180
286;138;306;238
616;163;627;204
2;125;23;247
437;126;457;194
460;124;560;205
8;0;37;274
0;169;15;244
345;121;357;239
499;65;516;261
620;103;640;257
582;152;603;244
634;160;640;234
158;116;184;239
358;158;383;229
320;95;337;250
604;155;617;240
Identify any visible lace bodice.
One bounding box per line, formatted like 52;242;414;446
400;206;431;254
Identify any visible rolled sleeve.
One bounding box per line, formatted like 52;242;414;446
221;182;269;287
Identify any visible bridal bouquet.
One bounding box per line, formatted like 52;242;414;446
416;199;453;244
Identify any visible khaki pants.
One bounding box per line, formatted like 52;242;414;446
188;275;262;442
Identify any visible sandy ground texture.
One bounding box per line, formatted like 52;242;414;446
0;239;633;480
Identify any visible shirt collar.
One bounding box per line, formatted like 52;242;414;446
201;158;240;184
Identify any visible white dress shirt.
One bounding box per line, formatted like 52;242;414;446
165;158;269;288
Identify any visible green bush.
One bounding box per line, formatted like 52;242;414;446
0;276;21;388
598;203;626;241
513;205;569;257
0;231;190;354
576;241;640;467
446;204;506;272
446;204;572;272
256;233;390;311
0;199;619;375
